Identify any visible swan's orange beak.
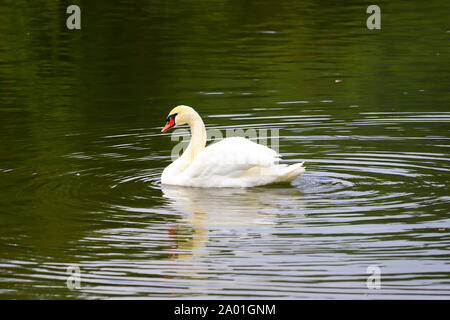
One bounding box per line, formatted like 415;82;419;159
161;116;175;133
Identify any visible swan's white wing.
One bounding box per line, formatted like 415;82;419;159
183;137;280;179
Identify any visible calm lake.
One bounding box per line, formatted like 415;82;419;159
0;1;449;299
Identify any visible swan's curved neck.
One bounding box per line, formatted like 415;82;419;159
184;111;206;162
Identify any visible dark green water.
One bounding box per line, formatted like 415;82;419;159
0;1;449;299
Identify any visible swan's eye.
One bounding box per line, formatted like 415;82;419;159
166;113;178;123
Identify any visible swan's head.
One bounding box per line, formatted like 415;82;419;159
161;105;196;133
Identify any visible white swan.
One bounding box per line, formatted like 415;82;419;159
160;105;305;187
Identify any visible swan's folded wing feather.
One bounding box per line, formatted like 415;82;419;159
183;137;280;179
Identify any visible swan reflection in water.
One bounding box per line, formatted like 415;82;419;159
161;185;305;259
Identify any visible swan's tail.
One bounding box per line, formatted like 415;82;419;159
275;162;305;183
235;161;305;187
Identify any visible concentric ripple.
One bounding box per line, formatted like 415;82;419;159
0;0;449;299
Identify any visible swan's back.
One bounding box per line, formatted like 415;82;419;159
170;137;304;187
